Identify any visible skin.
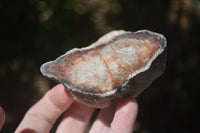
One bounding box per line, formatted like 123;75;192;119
0;106;5;131
1;84;138;133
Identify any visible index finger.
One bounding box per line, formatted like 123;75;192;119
15;84;74;133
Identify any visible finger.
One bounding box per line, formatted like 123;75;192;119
0;106;5;131
56;100;94;133
89;103;117;133
110;98;138;133
15;84;74;133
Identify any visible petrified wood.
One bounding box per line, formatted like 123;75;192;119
40;30;167;108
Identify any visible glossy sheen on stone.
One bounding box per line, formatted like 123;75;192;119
40;30;167;108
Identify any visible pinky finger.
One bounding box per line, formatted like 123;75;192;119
0;106;5;131
110;98;138;133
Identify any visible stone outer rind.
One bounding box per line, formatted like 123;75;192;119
40;30;167;108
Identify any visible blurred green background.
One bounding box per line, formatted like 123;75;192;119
0;0;200;132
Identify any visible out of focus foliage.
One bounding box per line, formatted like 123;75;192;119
0;0;199;132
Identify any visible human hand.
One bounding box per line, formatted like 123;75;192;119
15;84;138;133
0;106;5;131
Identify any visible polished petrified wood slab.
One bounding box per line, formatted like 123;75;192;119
40;30;167;108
